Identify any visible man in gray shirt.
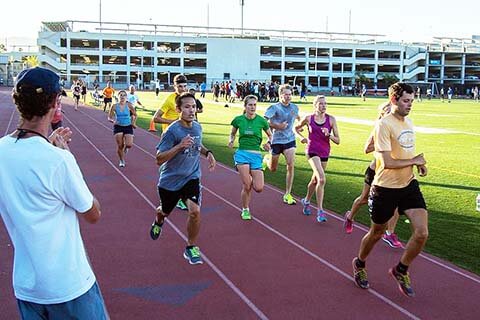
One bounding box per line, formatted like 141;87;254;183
149;92;216;265
263;84;300;205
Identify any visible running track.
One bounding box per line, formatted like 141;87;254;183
0;87;478;319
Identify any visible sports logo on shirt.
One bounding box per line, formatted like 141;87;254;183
397;130;415;149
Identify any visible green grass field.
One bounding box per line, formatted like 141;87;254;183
86;91;480;274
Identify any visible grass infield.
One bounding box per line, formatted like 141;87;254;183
85;91;480;275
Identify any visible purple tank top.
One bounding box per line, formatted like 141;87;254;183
306;114;331;157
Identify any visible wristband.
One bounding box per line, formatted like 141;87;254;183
266;141;271;145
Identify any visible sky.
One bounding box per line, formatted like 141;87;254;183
1;0;479;49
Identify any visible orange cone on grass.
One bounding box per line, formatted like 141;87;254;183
148;118;157;132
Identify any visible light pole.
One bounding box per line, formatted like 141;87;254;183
140;36;144;90
240;0;244;36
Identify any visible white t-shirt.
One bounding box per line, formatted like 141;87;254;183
127;93;139;106
0;136;96;304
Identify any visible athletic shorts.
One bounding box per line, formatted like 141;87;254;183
51;121;63;131
17;282;107;320
113;124;134;135
73;94;80;101
234;149;263;170
158;179;202;215
271;140;296;155
368;179;427;225
307;153;329;162
104;97;112;103
364;166;376;186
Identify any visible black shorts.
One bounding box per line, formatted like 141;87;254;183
368;179;427;225
104;97;112;103
113;125;134;135
158;179;202;215
364;166;376;186
51;121;63;131
271;140;296;155
307;153;328;162
73;94;80;101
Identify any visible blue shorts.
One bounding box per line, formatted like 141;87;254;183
17;282;108;320
234;149;263;170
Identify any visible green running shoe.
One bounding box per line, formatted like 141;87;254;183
176;199;187;210
283;193;296;205
183;246;203;265
241;208;252;220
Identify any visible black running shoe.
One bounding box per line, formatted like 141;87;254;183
150;220;163;240
389;267;415;297
352;258;369;289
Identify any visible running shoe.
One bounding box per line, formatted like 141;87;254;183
183;246;203;265
119;160;125;167
316;210;327;223
382;233;403;248
301;198;311;215
343;211;353;234
262;154;271;171
241;208;252;220
149;220;163;240
352;257;369;289
283;193;296;205
176;199;188;210
389;267;415;297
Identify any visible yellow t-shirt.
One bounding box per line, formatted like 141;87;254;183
373;113;416;188
159;93;179;132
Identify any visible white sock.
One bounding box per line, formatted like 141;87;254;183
386;230;392;236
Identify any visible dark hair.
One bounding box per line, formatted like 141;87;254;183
388;82;414;101
174;74;188;85
175;92;196;108
12;88;57;121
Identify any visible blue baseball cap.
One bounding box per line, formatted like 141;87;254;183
14;67;61;95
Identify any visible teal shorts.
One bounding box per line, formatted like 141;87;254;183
234;149;263;170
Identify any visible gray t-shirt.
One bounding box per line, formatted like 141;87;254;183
157;120;203;191
264;102;299;144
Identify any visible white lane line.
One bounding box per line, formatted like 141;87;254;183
63;113;269;320
79;107;480;285
74;109;421;319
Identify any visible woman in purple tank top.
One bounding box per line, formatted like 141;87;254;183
295;95;340;222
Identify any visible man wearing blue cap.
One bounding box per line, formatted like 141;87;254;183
0;67;108;319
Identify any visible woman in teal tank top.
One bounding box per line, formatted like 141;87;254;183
108;90;137;167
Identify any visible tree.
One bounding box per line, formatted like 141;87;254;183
377;73;399;88
0;44;6;52
355;71;372;87
23;55;39;68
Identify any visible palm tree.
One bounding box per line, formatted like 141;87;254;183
23;55;39;68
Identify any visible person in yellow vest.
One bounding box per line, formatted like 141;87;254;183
153;74;189;210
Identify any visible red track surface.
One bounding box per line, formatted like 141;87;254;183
1;87;479;319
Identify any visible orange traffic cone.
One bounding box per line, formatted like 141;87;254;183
148;118;157;132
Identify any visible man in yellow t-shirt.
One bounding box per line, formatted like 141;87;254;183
352;82;428;298
153;74;188;132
